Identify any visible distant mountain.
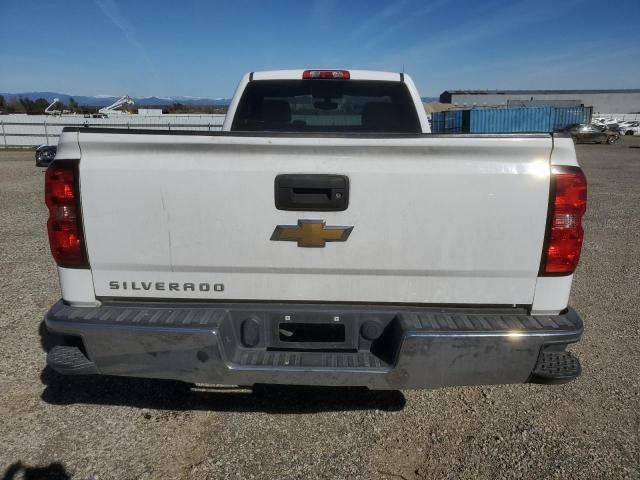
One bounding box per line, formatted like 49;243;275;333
2;91;437;106
2;91;441;108
0;92;231;107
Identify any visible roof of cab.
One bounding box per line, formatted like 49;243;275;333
250;69;403;82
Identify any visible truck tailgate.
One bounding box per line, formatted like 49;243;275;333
75;132;552;305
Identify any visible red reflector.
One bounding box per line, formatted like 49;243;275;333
542;166;587;275
302;70;350;80
47;221;85;265
46;168;75;204
45;161;88;268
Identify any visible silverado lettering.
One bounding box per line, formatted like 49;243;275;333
108;281;224;292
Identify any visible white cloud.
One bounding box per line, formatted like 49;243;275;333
93;0;158;80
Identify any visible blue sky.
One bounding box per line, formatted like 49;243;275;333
1;0;639;98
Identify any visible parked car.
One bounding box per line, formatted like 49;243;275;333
44;69;586;390
592;117;620;126
618;121;639;135
35;144;57;167
565;123;620;144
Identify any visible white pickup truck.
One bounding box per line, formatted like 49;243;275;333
44;69;586;389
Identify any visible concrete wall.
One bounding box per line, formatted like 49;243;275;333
450;93;640;114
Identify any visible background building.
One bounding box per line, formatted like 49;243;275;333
439;89;640;114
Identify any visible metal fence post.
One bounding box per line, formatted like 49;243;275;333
1;121;6;147
44;121;49;145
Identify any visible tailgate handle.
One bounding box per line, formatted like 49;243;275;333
275;174;349;211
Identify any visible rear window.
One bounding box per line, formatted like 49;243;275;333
231;80;421;133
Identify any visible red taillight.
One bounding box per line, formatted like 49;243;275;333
45;161;88;268
541;166;587;275
302;70;350;80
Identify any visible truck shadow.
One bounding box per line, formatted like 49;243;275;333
2;462;70;480
40;367;405;414
39;321;405;414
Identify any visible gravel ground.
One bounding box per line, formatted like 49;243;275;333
1;138;638;480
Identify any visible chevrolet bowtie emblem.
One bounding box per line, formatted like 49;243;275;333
271;220;353;248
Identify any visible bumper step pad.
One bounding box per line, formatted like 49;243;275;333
232;350;386;369
47;345;98;375
529;350;581;384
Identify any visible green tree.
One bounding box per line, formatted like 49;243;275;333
68;97;80;112
7;98;25;114
0;95;5;112
34;98;50;114
19;97;36;114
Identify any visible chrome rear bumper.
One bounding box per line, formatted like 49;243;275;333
45;301;583;389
